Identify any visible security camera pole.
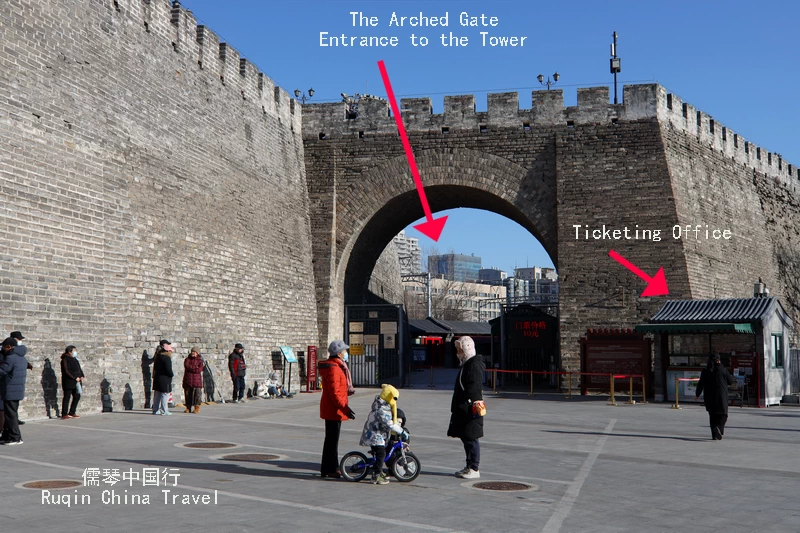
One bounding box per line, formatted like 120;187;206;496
610;31;621;104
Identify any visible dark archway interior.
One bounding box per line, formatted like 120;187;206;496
343;185;556;305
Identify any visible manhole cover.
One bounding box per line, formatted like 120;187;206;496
183;442;236;449
473;481;535;491
22;480;82;490
220;454;280;462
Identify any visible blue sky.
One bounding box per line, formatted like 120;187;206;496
181;0;799;275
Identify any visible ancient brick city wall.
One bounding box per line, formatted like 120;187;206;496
3;0;799;417
303;84;800;374
0;0;319;418
657;89;800;342
369;241;404;305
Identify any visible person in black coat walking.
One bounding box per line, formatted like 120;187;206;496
695;354;735;440
447;336;485;479
60;345;85;419
152;341;175;416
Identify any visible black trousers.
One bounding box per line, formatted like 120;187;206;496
3;400;21;441
232;376;246;400
371;445;387;476
62;388;81;417
709;413;728;438
321;419;341;474
462;437;481;470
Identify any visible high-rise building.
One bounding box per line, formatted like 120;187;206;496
393;230;422;276
478;267;507;284
504;277;530;302
514;266;557;282
510;266;558;304
428;253;481;282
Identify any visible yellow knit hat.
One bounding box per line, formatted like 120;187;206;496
380;384;399;425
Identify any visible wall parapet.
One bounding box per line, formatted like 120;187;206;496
655;86;798;187
115;0;299;130
303;84;662;138
303;82;798;188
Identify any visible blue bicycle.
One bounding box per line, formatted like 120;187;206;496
339;432;421;482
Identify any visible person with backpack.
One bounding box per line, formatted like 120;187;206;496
228;343;247;403
359;384;406;485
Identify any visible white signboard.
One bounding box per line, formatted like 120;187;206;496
380;321;397;335
384;334;396;349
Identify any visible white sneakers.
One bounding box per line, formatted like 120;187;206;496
456;468;481;479
454;467;471;476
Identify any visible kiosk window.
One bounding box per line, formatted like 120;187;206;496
772;334;784;368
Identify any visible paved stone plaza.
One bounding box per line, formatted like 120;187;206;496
0;386;798;533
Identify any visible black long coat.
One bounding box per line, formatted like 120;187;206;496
696;363;734;415
60;355;84;390
152;351;174;393
447;355;485;440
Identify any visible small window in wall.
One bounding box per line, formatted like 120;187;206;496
772;334;784;368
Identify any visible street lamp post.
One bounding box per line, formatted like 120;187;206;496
294;87;314;104
537;72;560;91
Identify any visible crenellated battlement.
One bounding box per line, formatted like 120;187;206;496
655;86;799;187
114;0;299;130
302;84;659;138
303;83;798;186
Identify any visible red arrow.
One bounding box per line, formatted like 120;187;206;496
608;250;669;297
378;60;448;241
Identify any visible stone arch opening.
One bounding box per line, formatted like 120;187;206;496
311;146;559;346
342;186;557;306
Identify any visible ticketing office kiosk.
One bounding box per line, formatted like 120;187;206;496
636;294;793;406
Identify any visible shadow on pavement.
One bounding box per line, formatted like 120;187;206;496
110;458;320;481
727;425;800;432
544;429;707;442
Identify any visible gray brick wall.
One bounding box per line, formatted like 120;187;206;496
303;84;800;374
0;0;318;418
3;1;798;415
368;240;404;305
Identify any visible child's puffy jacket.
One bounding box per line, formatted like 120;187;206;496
359;395;403;446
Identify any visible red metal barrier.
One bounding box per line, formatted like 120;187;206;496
482;369;647;403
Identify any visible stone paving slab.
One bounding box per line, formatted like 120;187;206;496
1;388;799;533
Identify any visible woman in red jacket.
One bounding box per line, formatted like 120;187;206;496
318;340;355;478
183;347;204;414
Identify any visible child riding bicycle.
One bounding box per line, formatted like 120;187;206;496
359;384;407;485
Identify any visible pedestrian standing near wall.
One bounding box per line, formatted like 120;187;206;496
0;337;28;445
183;347;204;413
10;332;31;372
152;341;174;416
228;343;247;403
11;331;33;426
60;345;84;419
318;340;356;478
448;336;485;479
695;353;735;440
